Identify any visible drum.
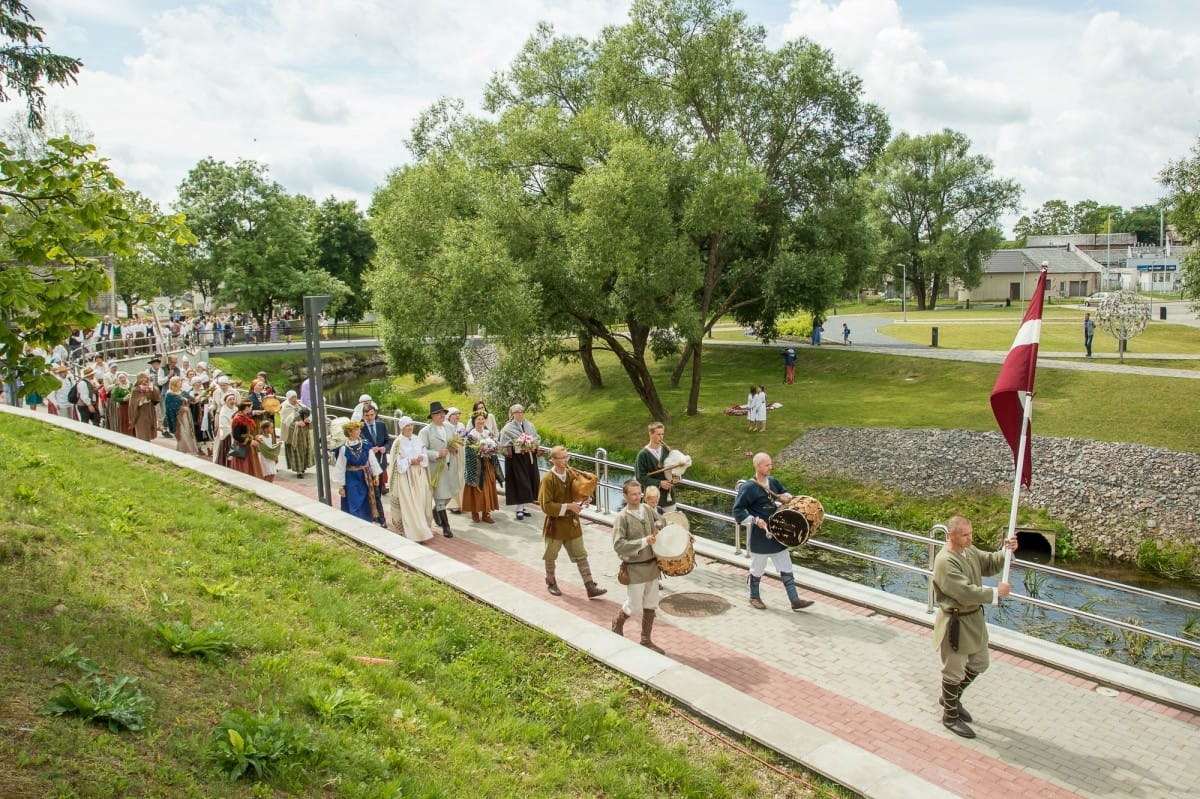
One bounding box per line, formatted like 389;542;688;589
662;449;692;481
767;495;825;548
261;396;282;414
661;510;689;532
652;523;695;577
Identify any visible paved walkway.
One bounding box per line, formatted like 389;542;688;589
9;405;1196;799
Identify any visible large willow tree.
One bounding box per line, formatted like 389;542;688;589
368;0;888;419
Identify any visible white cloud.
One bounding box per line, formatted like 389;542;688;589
782;1;1200;231
18;0;1200;237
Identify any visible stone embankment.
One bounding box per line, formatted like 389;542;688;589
780;427;1200;562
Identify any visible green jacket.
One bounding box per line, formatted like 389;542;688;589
932;545;1006;655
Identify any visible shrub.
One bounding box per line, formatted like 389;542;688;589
1135;539;1198;580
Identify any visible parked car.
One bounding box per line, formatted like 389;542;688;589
1084;292;1110;307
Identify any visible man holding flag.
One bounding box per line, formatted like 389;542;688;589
929;262;1046;738
932;515;1016;738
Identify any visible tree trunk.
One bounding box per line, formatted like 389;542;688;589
669;340;697;388
914;277;928;311
587;321;669;421
579;331;603;389
685;339;705;416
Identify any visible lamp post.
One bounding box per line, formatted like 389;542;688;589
897;263;907;322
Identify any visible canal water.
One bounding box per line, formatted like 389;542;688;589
320;370;1200;682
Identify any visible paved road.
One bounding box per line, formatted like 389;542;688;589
9;405;1197;799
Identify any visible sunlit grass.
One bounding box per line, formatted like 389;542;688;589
0;414;833;798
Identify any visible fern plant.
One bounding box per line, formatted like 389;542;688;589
42;674;151;732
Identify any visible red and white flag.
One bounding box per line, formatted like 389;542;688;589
990;267;1047;487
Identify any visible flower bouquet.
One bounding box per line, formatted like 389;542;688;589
110;385;131;404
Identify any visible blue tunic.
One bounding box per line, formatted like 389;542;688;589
337;441;378;523
732;477;788;554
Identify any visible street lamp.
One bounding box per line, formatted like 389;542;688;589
897;263;907;322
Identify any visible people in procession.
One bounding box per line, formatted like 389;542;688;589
611;479;668;653
332;420;382;524
419;401;464;537
461;409;501;524
387;415;437;543
634;421;680;512
499;404;540;520
932;515;1016;739
732;452;815;612
361;404;391;519
538;445;607;600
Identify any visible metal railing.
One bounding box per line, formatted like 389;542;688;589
328;404;1200;658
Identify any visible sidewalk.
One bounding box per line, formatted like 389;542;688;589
146;425;1200;799
9;404;1199;799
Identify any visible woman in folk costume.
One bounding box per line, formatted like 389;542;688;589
127;372;161;441
387;416;438;543
213;391;238;465
284;402;316;478
107;372;133;435
174;377;202;456
229;398;264;479
279;390;301;452
332;420;383;524
162;375;186;439
256;418;282;482
419;401;464;538
461;410;501;523
498;404;541;519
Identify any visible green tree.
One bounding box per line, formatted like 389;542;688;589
1;138;194;399
1;3;193;401
369;0;887;419
1160;136;1200;302
111;191;190;317
0;1;81;130
1117;203;1164;245
174;158;341;324
869;128;1021;310
313;197;375;326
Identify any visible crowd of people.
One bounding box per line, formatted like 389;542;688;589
10;350;1020;740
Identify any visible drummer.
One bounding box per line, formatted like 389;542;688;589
732;452;815;612
635;421;679;512
611;480;667;654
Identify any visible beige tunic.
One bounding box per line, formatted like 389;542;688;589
932;545;1006;656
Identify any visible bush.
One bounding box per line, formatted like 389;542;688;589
1135;539;1198;580
776;316;814;339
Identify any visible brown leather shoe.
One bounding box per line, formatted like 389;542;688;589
482;514;494;524
585;582;607;598
943;716;976;739
471;512;481;522
546;582;563;597
790;598;814;610
749;598;767;610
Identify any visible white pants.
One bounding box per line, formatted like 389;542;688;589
622;579;660;615
749;549;793;578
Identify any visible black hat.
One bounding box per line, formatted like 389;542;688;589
148;355;162;364
427;401;448;418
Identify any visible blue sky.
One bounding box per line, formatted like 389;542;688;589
23;1;1200;235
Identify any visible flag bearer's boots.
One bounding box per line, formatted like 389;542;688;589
941;679;975;738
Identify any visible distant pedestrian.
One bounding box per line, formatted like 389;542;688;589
780;347;796;384
812;322;823;346
842;323;852;345
1083;313;1095;357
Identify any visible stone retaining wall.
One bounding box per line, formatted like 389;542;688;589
779;427;1200;562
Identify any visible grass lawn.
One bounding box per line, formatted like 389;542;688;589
879;317;1200;355
0;414;840;798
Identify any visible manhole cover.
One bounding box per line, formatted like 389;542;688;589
658;592;732;618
